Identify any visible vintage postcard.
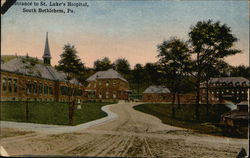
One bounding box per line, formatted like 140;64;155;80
0;0;249;157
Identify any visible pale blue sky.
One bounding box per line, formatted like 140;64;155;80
2;0;249;67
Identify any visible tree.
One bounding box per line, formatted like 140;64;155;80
56;44;85;125
144;63;162;86
93;57;113;71
157;37;190;109
230;65;250;79
114;57;131;75
188;20;241;120
132;63;144;95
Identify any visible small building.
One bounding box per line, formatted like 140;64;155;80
0;33;84;102
220;101;248;127
200;77;249;104
85;69;131;102
142;85;171;102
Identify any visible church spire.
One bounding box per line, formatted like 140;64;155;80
43;32;51;65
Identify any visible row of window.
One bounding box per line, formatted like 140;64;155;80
210;89;246;95
88;80;121;88
209;82;248;87
1;77;53;95
26;82;53;95
60;86;83;96
2;78;18;93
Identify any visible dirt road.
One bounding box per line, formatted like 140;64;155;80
0;103;248;157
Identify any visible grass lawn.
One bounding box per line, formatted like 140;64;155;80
134;103;247;138
0;101;113;125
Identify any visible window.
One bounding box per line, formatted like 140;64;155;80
93;82;96;88
2;78;7;91
49;86;53;95
106;81;110;87
99;92;102;98
113;92;117;99
44;84;48;95
106;91;109;98
99;81;102;86
8;78;12;93
39;83;43;94
13;79;18;93
33;81;37;94
27;81;32;94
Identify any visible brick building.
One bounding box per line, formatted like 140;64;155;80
200;77;249;104
142;85;172;102
0;33;84;102
85;69;131;102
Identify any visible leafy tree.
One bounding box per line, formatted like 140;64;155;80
157;37;190;108
55;44;85;125
93;57;113;71
188;20;241;120
230;65;250;79
114;57;131;75
132;63;144;95
144;63;162;86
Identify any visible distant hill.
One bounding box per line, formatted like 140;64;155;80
1;55;43;64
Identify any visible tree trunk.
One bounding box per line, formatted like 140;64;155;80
195;72;201;121
172;92;176;105
172;106;176;119
177;92;180;108
25;88;29;122
206;80;209;118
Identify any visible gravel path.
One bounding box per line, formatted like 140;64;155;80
0;102;248;157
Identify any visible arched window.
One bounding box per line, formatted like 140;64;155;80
8;78;12;93
2;77;7;91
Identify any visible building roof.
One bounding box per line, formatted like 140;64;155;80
143;85;170;94
86;69;128;82
0;57;81;85
209;77;249;85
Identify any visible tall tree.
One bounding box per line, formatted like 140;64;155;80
157;37;190;107
188;20;241;120
93;57;113;71
230;65;250;79
114;57;131;75
55;44;85;125
144;63;162;86
132;63;144;95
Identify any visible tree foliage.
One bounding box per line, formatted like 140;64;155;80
188;20;241;120
93;57;113;71
56;44;85;81
157;37;191;105
114;57;131;75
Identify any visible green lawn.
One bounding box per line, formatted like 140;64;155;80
134;103;247;138
0;101;113;125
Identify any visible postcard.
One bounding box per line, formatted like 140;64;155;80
0;0;249;157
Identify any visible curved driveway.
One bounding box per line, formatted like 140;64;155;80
0;102;248;157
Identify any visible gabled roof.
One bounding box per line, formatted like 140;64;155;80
143;85;170;94
86;69;128;82
1;57;81;85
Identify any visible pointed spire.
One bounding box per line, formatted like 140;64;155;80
43;32;51;65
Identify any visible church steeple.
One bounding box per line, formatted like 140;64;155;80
43;32;51;65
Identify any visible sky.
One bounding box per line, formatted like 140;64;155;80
1;0;249;68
